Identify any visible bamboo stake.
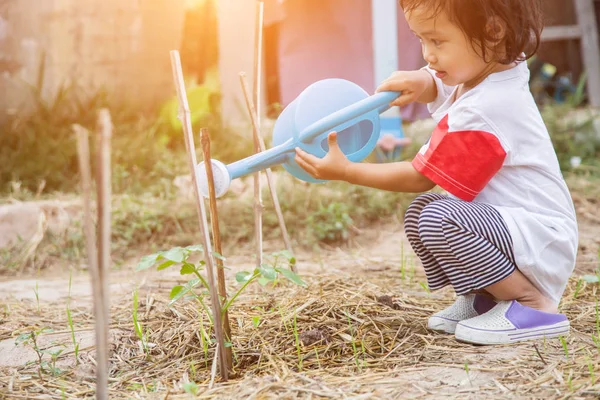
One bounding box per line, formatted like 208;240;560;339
239;73;297;273
73;124;108;400
96;110;112;370
169;50;229;381
199;128;233;370
252;0;265;270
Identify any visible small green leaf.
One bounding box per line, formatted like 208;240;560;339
157;260;176;271
136;253;161;271
185;244;204;253
224;341;233;348
252;316;261;327
258;277;270;286
277;268;307;287
212;251;226;261
180;263;196;275
259;264;277;281
236;271;253;283
582;275;600;283
183;382;199;395
162;247;188;263
169;285;184;300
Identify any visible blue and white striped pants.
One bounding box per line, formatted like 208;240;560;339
404;193;517;295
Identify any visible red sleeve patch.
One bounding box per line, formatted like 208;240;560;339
412;115;506;201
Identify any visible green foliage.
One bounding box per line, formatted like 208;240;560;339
307;202;354;243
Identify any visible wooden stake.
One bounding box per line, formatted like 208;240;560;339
74;124;108;400
96;109;112;354
199;128;233;370
240;73;297;273
169;50;229;381
252;0;265;270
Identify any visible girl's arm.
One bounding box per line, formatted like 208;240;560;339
294;132;435;193
344;160;436;193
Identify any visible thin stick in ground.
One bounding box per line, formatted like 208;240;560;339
169;50;229;381
199;127;233;370
239;73;297;273
252;0;265;271
74;124;108;400
95;109;112;398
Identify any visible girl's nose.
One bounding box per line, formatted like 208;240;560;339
422;44;437;64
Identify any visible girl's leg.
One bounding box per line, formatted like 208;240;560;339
418;198;556;312
404;193;451;288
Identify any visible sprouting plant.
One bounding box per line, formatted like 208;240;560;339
132;287;148;355
573;278;584;298
293;313;302;371
419;281;431;294
345;311;361;370
66;272;79;362
559;336;569;360
400;241;406;280
252;316;261;328
314;347;321;369
34;281;40;313
136;246;306;358
588;357;596;385
464;362;472;386
16;327;62;378
183;381;199;396
138;247;305;310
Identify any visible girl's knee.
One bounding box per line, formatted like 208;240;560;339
404;193;447;225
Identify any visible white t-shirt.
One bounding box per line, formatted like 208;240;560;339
413;61;578;305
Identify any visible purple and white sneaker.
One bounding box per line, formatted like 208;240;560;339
455;300;570;345
428;294;497;334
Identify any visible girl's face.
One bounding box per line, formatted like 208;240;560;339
405;7;496;88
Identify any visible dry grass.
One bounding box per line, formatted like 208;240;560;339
1;267;598;399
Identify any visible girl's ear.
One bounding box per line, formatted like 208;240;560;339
486;15;506;44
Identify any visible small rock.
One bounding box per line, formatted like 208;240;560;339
299;328;329;346
376;295;400;310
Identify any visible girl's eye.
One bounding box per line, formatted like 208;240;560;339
431;39;441;46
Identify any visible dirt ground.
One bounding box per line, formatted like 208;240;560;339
0;197;599;399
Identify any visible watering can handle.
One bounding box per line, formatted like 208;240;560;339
299;91;400;143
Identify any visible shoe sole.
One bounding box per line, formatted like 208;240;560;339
455;320;570;345
427;316;458;334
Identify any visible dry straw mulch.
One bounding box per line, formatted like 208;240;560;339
0;271;598;400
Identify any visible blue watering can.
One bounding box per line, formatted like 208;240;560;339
197;78;400;197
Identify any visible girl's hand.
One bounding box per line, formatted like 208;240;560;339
376;69;435;107
294;132;351;181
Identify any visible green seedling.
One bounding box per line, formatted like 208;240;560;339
16;327;60;379
315;347;321;369
400;241;406;280
419;281;431;294
66;271;79;362
559;335;569;360
136;246;306;361
464;362;473;386
132;287;148;355
252;316;261;328
34;281;40;313
588;357;596;385
183;381;199;396
293;313;302;371
346;311;361;370
573;278;584;298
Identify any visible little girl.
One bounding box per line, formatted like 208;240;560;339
294;0;578;345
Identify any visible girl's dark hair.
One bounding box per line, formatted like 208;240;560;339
399;0;543;64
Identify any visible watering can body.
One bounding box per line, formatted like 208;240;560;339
197;79;400;197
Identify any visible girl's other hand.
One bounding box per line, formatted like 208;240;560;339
376;69;434;107
294;132;351;181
